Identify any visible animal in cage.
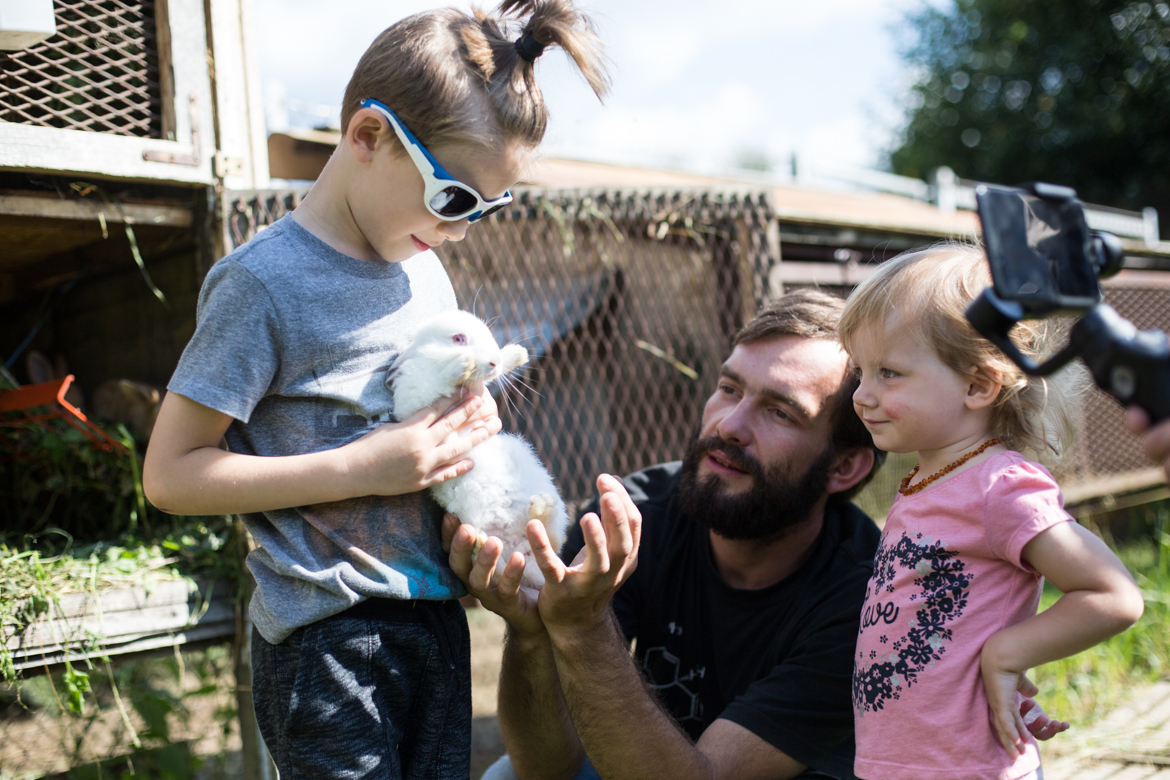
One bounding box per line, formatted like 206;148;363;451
388;310;568;589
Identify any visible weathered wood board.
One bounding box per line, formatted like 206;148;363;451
6;578;235;670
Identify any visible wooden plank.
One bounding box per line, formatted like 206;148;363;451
1098;753;1170;768
0;122;213;185
1063;467;1168;507
45;579;230;620
0;193;193;227
8;595;235;651
12;620;236;671
769;260;878;289
5;579;235;670
209;0;269;189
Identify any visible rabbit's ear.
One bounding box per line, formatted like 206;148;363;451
26;351;55;385
500;344;529;373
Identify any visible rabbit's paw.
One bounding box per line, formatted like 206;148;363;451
528;494;557;524
470;528;490;559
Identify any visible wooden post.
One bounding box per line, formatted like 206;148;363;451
233;518;276;780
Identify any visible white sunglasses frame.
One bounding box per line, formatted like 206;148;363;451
359;98;513;223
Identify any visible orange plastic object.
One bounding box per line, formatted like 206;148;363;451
0;375;127;454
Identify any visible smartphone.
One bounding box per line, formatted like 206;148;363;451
976;183;1102;315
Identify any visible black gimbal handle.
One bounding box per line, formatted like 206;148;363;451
965;288;1170;423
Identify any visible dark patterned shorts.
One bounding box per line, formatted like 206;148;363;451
252;598;471;780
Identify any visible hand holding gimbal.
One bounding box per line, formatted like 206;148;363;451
965;182;1170;423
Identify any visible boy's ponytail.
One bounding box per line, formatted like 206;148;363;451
463;0;609;148
341;0;608;157
498;0;609;97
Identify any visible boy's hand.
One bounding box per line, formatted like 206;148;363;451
340;390;501;497
1125;407;1170;483
444;513;545;639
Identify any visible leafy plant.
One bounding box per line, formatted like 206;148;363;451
1033;502;1170;724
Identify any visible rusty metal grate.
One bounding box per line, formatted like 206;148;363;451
0;0;163;137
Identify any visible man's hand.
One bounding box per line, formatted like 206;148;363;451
444;513;544;639
341;385;501;497
528;474;642;635
1125;407;1170;483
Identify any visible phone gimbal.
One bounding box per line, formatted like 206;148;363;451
965;183;1170;423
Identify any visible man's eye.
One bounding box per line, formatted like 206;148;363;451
772;408;791;422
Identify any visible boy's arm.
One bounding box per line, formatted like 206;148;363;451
981;520;1145;757
143;389;500;516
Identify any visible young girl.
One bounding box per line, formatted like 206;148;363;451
839;244;1145;780
144;2;607;777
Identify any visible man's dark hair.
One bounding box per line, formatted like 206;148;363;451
732;288;886;500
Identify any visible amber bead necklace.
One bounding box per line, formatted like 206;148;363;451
898;438;1002;496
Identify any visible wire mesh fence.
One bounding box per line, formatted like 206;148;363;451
225;187;777;512
222;187;1168;518
0;0;165;138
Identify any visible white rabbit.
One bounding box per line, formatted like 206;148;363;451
388;310;568;589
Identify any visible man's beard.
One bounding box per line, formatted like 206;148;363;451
678;432;834;543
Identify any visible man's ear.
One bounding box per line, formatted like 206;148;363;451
965;366;1003;411
346;108;388;163
827;447;876;496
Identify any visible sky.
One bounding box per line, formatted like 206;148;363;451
252;0;938;176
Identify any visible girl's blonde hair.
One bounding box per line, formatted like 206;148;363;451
838;243;1090;462
340;0;609;156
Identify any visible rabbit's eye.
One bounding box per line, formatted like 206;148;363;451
452;334;467;346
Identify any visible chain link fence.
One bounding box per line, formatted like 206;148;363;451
222;187;1170;517
225;187;777;511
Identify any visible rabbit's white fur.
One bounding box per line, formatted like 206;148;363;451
389;310;568;589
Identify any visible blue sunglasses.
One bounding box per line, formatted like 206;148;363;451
360;98;513;223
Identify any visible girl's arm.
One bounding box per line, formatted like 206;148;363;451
981;520;1145;757
143;389;501;516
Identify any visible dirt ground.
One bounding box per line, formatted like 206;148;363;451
468;606;509;779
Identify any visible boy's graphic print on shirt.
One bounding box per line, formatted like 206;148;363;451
852;531;973;716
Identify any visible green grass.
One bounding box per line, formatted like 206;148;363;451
1031;531;1170;726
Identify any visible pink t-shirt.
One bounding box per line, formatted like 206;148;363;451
853;451;1072;780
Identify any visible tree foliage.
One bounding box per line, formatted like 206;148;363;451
889;0;1170;227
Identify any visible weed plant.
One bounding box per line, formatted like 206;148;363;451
1032;500;1170;726
0;404;243;777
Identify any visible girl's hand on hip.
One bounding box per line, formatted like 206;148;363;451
980;648;1031;759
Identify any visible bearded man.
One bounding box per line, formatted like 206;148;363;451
447;290;882;780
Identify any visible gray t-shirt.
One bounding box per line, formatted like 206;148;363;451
169;215;462;643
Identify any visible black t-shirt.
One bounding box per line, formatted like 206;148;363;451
564;462;880;780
